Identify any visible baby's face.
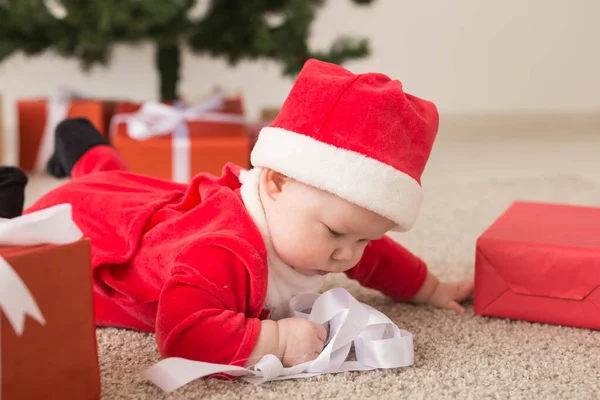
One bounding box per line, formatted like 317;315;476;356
260;170;396;276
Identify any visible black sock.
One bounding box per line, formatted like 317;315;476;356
46;153;67;178
45;118;109;178
0;166;28;218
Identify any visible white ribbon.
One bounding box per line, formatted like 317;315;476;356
0;204;83;333
34;88;83;172
0;260;46;336
143;287;414;392
0;204;83;398
110;92;246;183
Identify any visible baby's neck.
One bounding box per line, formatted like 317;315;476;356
239;167;325;320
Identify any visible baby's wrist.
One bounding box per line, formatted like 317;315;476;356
275;319;289;360
410;271;439;304
245;320;281;367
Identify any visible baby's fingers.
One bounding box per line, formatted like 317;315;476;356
314;322;328;342
447;300;466;314
313;335;326;353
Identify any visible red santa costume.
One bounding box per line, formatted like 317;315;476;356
25;59;439;366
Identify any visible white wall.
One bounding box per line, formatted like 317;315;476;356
2;0;600;158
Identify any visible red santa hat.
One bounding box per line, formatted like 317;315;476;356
250;59;439;232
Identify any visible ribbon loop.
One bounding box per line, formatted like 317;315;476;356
289;292;319;319
143;287;414;392
253;354;284;382
126;101;185;140
0;204;83;335
0;204;83;246
116;92;246;142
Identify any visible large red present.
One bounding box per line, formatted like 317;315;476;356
0;205;101;399
474;201;600;329
17;90;117;172
110;93;250;182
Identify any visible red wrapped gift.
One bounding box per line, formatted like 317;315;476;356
110;93;251;182
18;90;117;172
474;201;600;329
247;107;280;150
0;204;101;399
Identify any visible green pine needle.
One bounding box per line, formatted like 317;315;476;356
0;0;375;99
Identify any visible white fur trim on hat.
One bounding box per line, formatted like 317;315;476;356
250;127;423;231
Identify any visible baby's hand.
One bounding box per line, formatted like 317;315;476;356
412;272;474;313
277;318;327;367
427;280;474;313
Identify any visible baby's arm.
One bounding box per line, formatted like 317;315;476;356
346;236;473;311
155;245;262;366
155;245;325;367
345;235;428;302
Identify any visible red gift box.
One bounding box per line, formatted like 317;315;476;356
17;96;116;172
0;205;101;399
474;201;600;329
0;239;101;399
110;95;251;181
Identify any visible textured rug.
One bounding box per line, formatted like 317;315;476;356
44;175;600;399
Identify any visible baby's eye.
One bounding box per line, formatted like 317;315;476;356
326;226;343;237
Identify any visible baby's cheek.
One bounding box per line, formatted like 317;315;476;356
293;238;329;267
278;219;330;266
308;241;333;266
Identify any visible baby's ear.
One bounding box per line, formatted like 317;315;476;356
262;168;289;198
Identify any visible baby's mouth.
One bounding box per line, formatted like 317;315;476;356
291;266;329;276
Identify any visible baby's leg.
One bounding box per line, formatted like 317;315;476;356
0;166;28;218
45;118;129;179
71;145;128;178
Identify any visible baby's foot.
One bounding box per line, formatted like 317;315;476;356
45;118;109;178
0;166;28;218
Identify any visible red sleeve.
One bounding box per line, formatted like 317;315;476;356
345;235;428;302
155;245;261;367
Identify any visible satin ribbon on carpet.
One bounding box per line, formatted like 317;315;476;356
143;287;414;392
110;93;246;183
0;204;83;399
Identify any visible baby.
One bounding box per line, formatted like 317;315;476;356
21;59;473;368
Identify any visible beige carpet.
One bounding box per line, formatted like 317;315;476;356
52;175;592;400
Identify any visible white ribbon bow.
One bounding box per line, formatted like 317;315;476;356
0;204;83;335
143;287;414;392
110;92;246;183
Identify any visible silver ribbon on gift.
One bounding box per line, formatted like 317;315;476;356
34;88;84;173
110;92;246;183
143;287;414;392
0;204;83;399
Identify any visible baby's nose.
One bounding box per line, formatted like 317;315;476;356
331;246;354;261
